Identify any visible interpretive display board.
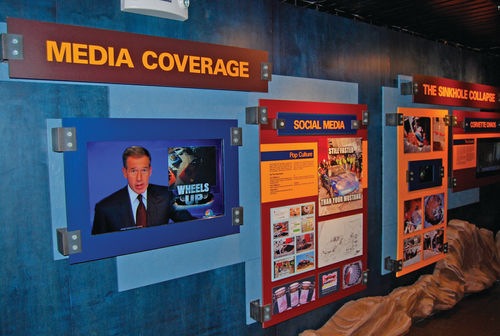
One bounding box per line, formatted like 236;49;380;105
61;118;239;263
396;108;448;277
258;99;368;327
451;110;500;191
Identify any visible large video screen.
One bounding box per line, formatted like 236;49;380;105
88;140;224;235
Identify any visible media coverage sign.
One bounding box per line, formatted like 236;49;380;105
6;18;269;92
412;74;500;109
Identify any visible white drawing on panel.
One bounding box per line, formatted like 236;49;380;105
318;213;363;268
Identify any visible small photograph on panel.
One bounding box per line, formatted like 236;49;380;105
342;260;363;289
423;228;444;260
318;137;363;216
403;116;431;153
271;275;316;315
301;216;315;233
296;232;314;253
298;277;316;305
290;217;302;235
301;203;315;216
403;235;422;267
296;252;315;272
404;198;422;234
290;206;301;217
273;221;290;238
424;193;445;228
274;256;295;280
319;268;340;298
271;206;289;222
272;285;290;314
432;117;446;151
273;237;295;259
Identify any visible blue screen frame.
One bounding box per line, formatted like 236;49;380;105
62;118;239;263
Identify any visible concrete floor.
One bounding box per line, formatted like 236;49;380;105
407;281;500;336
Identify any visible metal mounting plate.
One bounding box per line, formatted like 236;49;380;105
246;106;268;125
232;207;243;226
52;127;77;152
386;113;403;126
56;228;82;256
1;33;24;61
384;256;403;272
230;127;242;146
261;62;272;81
250;299;271;323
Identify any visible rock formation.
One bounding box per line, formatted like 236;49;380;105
300;219;500;336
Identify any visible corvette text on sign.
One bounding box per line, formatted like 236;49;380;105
6;18;269;92
412;74;500;109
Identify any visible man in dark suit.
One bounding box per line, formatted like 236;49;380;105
92;146;194;235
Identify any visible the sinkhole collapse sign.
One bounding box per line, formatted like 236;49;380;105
412;74;500;109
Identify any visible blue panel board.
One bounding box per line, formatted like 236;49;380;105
381;75;480;275
62;118;239;263
108;75;359;326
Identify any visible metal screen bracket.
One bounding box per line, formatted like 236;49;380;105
1;33;24;61
250;299;271;323
56;228;82;256
52;127;77;152
232;207;243;226
384;256;403;272
230;127;242;146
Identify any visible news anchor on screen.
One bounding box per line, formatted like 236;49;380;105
92;146;194;234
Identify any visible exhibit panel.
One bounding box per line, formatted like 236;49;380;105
381;75;492;277
396;108;448;277
451;110;500;191
256;99;368;327
59;118;240;263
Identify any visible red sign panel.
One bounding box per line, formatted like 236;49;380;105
413;74;500;109
7;18;269;92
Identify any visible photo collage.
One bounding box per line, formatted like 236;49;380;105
271;202;316;281
403;193;445;267
401;114;447;270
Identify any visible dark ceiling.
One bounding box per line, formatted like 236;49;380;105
282;0;500;55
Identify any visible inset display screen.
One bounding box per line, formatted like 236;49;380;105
476;137;500;178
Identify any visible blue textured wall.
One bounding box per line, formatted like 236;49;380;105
1;0;499;335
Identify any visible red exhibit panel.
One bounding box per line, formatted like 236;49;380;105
258;99;368;327
451;110;500;192
396;108;448;277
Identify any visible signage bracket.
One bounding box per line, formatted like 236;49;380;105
0;33;23;61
